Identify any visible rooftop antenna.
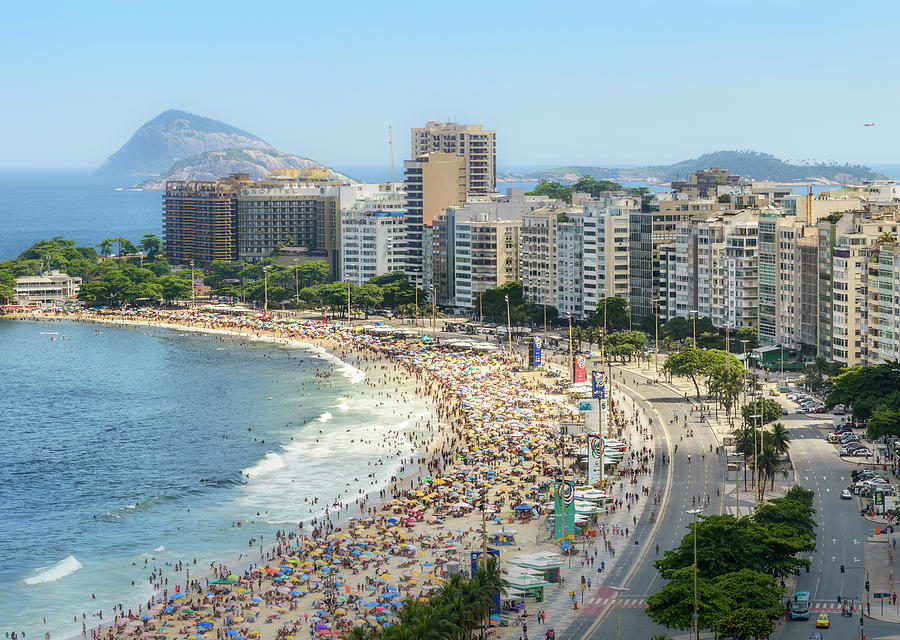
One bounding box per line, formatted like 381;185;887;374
388;125;395;187
807;184;813;226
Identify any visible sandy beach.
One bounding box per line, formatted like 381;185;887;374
6;309;660;640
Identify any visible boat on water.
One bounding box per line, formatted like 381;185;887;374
39;332;59;335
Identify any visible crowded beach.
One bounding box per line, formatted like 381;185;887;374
7;308;662;640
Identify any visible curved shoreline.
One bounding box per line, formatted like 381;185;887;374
3;309;592;640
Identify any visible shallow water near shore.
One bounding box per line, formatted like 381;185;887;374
0;319;428;638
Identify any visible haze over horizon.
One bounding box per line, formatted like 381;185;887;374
1;0;898;170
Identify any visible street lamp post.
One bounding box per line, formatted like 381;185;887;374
610;586;629;640
687;508;702;640
190;260;195;307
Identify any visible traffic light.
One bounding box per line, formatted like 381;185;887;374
841;565;845;573
865;580;870;592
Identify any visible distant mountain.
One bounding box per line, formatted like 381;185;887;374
139;148;352;190
96;109;349;188
96;110;275;177
507;151;885;185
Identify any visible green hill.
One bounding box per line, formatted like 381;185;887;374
526;151;885;185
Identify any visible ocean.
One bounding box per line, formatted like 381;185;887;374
0;319;428;638
0;170;162;261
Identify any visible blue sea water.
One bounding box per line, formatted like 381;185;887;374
0;170;161;260
0;319;427;638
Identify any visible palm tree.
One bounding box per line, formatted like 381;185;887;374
757;444;787;495
878;231;896;245
732;425;756;491
96;238;114;257
765;422;791;456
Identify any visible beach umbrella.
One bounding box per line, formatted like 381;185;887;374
197;621;213;629
226;631;239;637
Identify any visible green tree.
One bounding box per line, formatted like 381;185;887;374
661;315;716;343
571;175;624;198
756;445;787;494
866;405;900;440
139;233;163;260
707;362;744;417
732;425;756;491
158;275;191;303
764;422;791;455
526;181;572;203
646;566;729;634
715;608;774;640
712;570;784;618
472;282;524;322
735;326;759;350
587;296;630;332
826;362;900;419
354;283;384;318
663;347;707;397
0;269;15;303
740;397;782;425
753;496;816;541
96;239;114;257
784;484;815;508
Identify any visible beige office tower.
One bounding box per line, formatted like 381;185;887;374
411;121;496;195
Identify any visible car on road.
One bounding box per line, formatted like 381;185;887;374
810;632;823;640
796;407;808;413
841;489;853;499
816;613;830;628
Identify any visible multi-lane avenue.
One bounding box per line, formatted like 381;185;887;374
561;365;898;640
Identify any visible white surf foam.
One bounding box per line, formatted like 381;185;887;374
336;400;351;412
154;546;166;552
24;555;83;585
318;411;333;423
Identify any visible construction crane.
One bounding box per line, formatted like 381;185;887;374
388;125;395;186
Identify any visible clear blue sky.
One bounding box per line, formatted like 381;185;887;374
1;0;898;169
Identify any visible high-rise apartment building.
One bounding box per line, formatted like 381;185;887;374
629;197;729;322
556;216;586;320
340;210;407;284
866;242;900;363
411;121;496;195
581;198;635;317
403;153;466;288
163;174;250;265
452;214;521;312
520;209;558;309
818;213;900;366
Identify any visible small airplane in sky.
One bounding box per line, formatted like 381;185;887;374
864;122;875;126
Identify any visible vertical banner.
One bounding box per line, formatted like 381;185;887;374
587;434;605;486
533;336;542;369
471;550;501;618
574;354;587;383
554;480;576;543
591;371;600;398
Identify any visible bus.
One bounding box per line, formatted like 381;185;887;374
790;591;810;620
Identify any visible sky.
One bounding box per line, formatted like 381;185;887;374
1;0;899;170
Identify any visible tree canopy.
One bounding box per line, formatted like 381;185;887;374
825;362;900;419
740;397;783;425
586;296;630;332
648;486;815;636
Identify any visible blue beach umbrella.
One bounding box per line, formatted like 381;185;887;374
197;621;213;629
250;597;262;603
225;631;239;636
